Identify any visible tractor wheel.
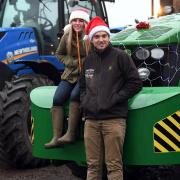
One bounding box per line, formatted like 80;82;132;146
0;92;10;167
0;74;54;168
0;141;10;168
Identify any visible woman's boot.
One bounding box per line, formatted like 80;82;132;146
44;106;64;148
57;101;80;144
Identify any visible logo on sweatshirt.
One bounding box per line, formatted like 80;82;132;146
85;69;94;79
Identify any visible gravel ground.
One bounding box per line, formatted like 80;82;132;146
0;162;179;180
0;164;84;180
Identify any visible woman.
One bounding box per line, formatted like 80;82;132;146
45;9;90;148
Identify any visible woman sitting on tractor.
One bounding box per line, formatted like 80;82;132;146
45;8;90;148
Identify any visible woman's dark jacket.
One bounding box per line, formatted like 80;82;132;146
80;45;142;120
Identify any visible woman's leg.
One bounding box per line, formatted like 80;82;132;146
53;80;74;106
45;80;74;148
57;82;80;144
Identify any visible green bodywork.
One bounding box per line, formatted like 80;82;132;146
31;86;180;166
111;13;180;46
31;14;180;167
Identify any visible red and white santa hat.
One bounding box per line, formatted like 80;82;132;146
69;8;90;23
84;16;110;40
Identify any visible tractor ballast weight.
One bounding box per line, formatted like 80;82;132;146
31;86;180;166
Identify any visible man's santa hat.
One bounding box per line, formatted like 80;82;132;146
84;16;110;40
69;8;90;23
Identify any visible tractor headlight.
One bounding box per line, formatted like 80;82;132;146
138;67;150;81
135;48;150;60
151;48;164;59
6;51;14;64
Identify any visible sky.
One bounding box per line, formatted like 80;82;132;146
105;0;152;28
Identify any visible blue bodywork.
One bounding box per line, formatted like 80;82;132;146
0;27;64;84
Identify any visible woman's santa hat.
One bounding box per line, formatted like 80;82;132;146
84;16;110;40
69;8;90;23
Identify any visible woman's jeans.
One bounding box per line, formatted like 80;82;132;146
53;80;80;106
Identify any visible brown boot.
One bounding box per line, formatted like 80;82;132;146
44;106;64;148
57;101;80;144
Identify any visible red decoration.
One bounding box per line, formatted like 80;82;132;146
136;21;150;30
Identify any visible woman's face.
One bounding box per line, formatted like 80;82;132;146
71;18;85;32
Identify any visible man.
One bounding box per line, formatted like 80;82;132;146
80;16;142;180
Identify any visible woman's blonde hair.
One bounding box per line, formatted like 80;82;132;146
66;22;90;56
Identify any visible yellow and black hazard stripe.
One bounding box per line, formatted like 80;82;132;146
153;110;180;153
31;116;35;144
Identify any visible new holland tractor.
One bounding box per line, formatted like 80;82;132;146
0;0;116;169
30;13;180;179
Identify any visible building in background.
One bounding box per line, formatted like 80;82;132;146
156;0;180;16
105;0;180;28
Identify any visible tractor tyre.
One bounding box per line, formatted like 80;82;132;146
0;91;10;167
0;74;54;169
0;141;9;168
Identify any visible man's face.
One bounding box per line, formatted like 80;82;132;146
91;31;109;51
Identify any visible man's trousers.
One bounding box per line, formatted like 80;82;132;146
84;119;126;180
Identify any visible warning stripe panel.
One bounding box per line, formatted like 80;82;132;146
158;121;179;140
155;123;179;146
163;118;179;137
31;117;35;144
171;113;180;127
154;128;179;151
154;140;168;152
154;110;180;153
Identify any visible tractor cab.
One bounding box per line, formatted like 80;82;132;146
0;0;112;55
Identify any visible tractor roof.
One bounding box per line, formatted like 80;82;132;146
111;13;180;46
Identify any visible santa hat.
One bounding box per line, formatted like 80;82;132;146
69;8;90;23
84;16;110;40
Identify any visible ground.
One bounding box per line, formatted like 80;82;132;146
0;163;83;180
1;162;179;180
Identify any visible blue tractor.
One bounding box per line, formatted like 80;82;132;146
0;0;115;169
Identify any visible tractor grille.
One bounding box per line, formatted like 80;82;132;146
114;44;180;87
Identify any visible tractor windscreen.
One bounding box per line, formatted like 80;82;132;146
1;0;59;53
65;0;97;24
0;0;103;54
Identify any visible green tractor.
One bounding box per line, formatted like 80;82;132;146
0;0;116;169
31;13;180;179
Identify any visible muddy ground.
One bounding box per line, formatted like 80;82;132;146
0;162;179;180
0;163;85;180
